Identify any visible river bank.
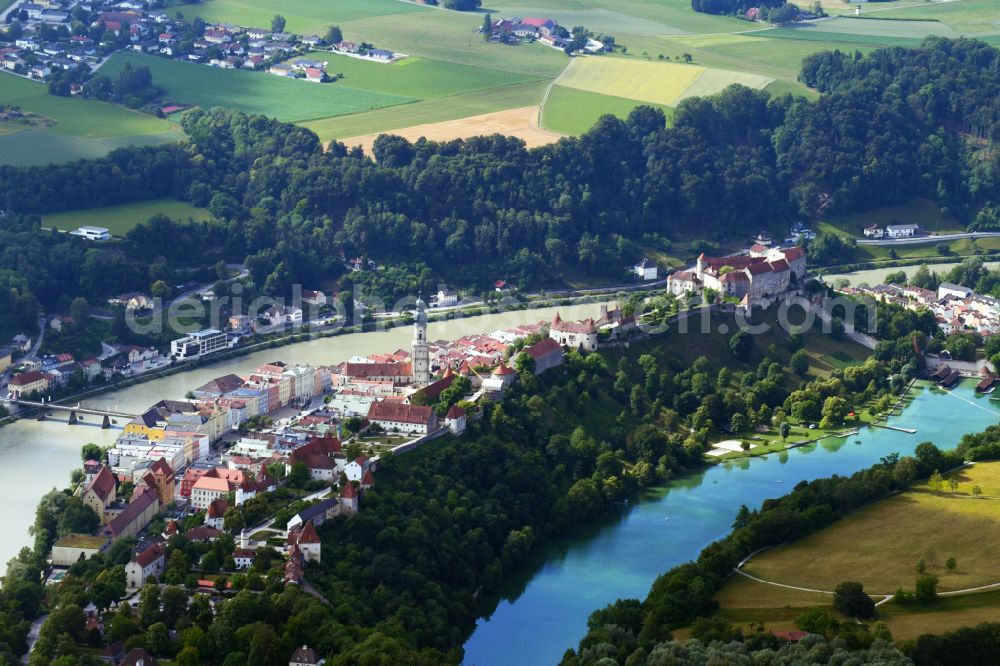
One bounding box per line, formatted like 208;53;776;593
0;301;610;568
2;291;640;427
461;380;1000;665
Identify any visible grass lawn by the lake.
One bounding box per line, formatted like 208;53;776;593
305;80;547;141
102;52;416;123
303;52;540;99
708;461;1000;640
540;85;673;135
742;462;1000;594
168;0;428;34
41;198;212;236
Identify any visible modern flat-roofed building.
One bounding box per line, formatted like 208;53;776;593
51;534;110;566
69;226;110;241
171;329;228;360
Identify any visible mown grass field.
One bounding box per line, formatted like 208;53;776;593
556;57;772;108
0;71;180;166
0;72;176;138
334;11;568;78
490;0;748;34
786;16;961;39
303;52;540;99
102;52;415;122
867;0;1000;34
540;85;673;135
41;198;212;236
305;80;548;141
167;0;428;34
742;463;1000;594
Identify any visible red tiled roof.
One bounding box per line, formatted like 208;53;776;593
132;543;164;567
233;548;255;559
782;246;806;261
184;526;222;542
524;337;561;359
148;457;173;477
361;469;375;486
422;374;455;400
344;362;411;378
367;401;434;425
769;258;790;272
446;404;466;419
551;317;597;334
493;362;516;376
207;498;229;519
341;483;357;499
297;520;320;544
9;370;49;386
101;493;156;538
87;466;117;502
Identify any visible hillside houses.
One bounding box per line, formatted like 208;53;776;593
842;280;1000;337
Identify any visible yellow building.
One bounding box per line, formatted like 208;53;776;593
81;466;117;524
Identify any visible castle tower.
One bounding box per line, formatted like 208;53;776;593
696;253;706;279
412;293;431;385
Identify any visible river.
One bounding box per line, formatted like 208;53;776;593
462;381;1000;665
825;260;1000;287
0;302;606;568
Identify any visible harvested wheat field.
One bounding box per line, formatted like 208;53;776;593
335;106;564;154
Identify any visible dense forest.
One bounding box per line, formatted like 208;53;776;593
1;39;999;331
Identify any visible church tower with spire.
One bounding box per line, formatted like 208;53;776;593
412;293;430;385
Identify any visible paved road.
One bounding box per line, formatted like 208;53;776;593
858;231;1000;247
20;613;47;665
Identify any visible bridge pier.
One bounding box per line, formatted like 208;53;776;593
68;410;77;425
35;411;45;421
102;414;111;429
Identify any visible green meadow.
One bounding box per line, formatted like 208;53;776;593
0;71;180;166
304;80;548;141
541;84;673;135
102;52;416;122
41;198;212;237
304;53;540;99
167;0;428;34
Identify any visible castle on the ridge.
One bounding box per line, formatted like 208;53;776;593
667;245;806;300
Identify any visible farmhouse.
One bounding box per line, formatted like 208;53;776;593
886;223;919;238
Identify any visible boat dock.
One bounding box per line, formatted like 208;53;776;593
872;424;916;434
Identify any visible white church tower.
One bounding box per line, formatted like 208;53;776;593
412;293;431;386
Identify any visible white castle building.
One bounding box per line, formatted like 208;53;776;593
667;245;806;300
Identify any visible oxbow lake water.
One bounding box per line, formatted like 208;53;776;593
0;302;607;568
461;381;1000;665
